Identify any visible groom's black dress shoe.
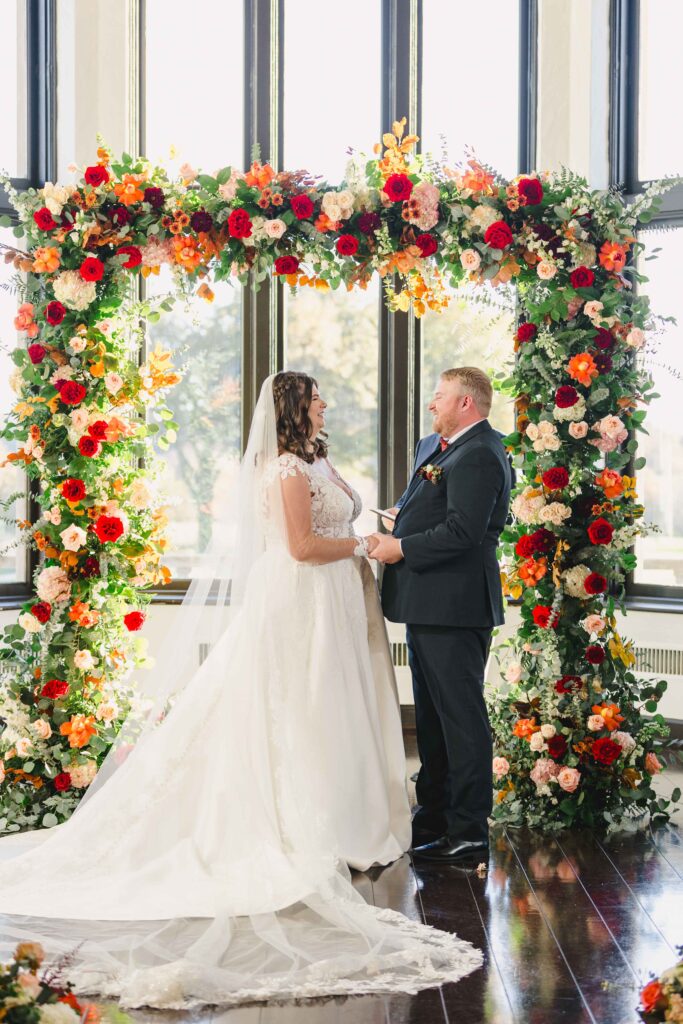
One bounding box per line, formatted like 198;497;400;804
411;826;442;849
411;836;489;863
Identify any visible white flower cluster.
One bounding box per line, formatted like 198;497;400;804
52;269;97;311
511;486;546;525
553;395;587;422
321;189;355;223
40;181;74;216
563;564;591;598
525;420;561;452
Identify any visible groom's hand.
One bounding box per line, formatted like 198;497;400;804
368;533;404;564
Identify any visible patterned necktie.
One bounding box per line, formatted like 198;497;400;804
439;436;449;451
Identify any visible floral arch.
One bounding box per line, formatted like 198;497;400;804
0;119;677;834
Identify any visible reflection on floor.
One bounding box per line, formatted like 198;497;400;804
105;742;683;1024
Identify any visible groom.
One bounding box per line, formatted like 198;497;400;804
369;367;512;863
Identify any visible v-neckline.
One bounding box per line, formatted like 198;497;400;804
312;459;354;502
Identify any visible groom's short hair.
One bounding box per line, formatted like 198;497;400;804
441;367;493;416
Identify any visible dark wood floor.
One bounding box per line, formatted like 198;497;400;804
109;744;683;1024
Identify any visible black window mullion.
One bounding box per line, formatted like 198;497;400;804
519;0;538;175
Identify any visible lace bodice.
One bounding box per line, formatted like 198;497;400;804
273;453;362;539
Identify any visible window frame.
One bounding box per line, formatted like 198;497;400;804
611;0;683;605
139;0;536;598
0;0;56;607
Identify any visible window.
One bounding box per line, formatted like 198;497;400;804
637;0;683;183
0;227;29;586
282;0;381;536
420;1;522;442
0;1;28;182
633;227;683;588
144;0;244;580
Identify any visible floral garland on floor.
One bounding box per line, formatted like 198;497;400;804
0;119;678;833
640;954;683;1022
0;941;100;1022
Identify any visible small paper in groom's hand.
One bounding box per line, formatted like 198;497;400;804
369;508;396;521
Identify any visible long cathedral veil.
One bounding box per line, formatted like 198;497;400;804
0;374;483;1010
80;372;284;803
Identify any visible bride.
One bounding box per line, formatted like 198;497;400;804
0;372;481;1010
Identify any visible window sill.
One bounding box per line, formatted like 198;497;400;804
624;594;683;615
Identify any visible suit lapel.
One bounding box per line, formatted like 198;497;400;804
396;420;492;520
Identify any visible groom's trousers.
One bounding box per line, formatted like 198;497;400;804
406;623;493;844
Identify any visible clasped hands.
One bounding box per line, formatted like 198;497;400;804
363;506;404;565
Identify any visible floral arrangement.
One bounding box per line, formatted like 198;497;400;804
0;941;99;1022
0;119;677;833
417;464;443;485
639;955;683;1021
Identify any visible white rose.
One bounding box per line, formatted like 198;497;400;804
539;502;571;526
33;719;52;740
105;372;124;395
15;737;32;757
540;724;556;739
537;260;557;280
505;662;523;684
263;218;286;239
587;715;605;732
59;524;87;552
460;248;481;271
530;732;547;752
626;327;645;349
74;649;95;671
68;336;87;353
19;611;43;633
583;300;603;321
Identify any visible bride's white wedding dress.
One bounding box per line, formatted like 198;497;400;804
0;378;482;1010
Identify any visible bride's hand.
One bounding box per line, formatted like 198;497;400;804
364;534;379;556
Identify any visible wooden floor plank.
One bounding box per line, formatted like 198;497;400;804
507;828;644;1024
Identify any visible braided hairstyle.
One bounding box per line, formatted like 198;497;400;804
272;371;328;463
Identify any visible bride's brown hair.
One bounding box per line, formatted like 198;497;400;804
273;371;328;463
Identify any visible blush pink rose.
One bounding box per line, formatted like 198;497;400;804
568;421;588;439
587;715;605;732
492;756;510;778
645;752;663;775
557;767;581;792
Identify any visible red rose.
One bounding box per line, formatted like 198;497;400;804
588;517;614;545
274;255;300;275
84;165;110;187
593;328;615;351
415;233;438;257
532;605;556;629
290;194;314;220
61;477;86;501
31;601;52;624
54;772;72;792
357;211;381;234
515;535;536;558
87;420;108;440
555;385;579;408
228;208;252;239
586;644;606;665
45;301;66;325
27;343;46;364
80;256;104;282
484;221;513;250
542;467;569;491
94;515;124;543
570;266;595;289
336;234;359;256
529;528;556;554
592;736;621;765
41;678;69;700
640;981;665;1015
585;572;607;595
383;173;413;202
83;556;100;577
517;177;544;205
116;245;142;269
123;611;146;632
33;207;57;231
78;435;100;458
58;380;87;405
555;675;582;694
547;735;567;760
516;322;538;343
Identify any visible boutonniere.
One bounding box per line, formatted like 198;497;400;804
418;464;443;485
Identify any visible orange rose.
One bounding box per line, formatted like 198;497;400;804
595;468;624;499
567;352;599;387
13;302;40;338
172;236;202;272
599;241;627;272
113;173;147;206
513;718;540;740
32;246;61;274
519;557;548;585
591;703;625;732
640;979;665;1014
60;714;97;749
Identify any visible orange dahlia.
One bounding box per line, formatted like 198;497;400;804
567;352;599;387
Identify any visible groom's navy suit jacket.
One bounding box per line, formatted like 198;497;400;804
381;422;512;629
